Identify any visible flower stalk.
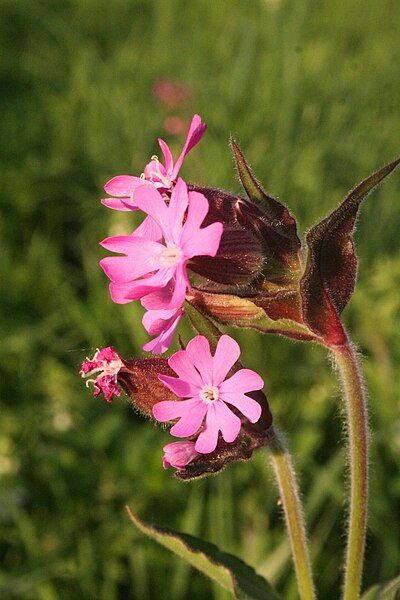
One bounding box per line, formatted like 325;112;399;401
268;428;316;600
332;339;368;600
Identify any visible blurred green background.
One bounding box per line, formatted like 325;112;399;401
1;0;400;598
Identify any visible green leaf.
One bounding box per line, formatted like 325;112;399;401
127;507;282;600
361;575;400;599
184;299;223;353
300;157;400;346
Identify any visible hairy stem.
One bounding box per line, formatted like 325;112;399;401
333;340;368;600
268;428;316;600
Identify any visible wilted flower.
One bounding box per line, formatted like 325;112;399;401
153;335;264;453
80;347;123;402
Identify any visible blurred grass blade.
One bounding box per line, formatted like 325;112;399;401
126;507;282;600
361;575;400;599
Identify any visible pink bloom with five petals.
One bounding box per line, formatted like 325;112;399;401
101;114;207;211
153;335;264;454
100;178;223;312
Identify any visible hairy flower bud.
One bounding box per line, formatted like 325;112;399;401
188;146;400;348
118;357;177;416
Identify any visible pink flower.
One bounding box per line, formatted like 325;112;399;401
80;347;124;402
153;335;264;454
162;441;199;470
100;178;223;311
101;114;206;211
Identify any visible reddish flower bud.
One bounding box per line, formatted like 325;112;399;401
188;147;400;349
118;357;177;416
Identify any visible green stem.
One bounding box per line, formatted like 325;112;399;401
333;340;368;600
268;428;316;600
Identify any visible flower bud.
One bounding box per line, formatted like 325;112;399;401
118;357;177;416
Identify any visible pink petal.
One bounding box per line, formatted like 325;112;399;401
143;159;168;184
171;114;207;180
158;373;200;398
104;175;143;196
152;399;191;422
185;336;213;384
158;138;174;174
169;399;208;437
100;235;162;257
220;393;262;423
99;237;163;282
134;184;170;234
194;405;219;453
108;270;173;303
219;369;264;394
181;222;223;259
167;350;203;389
157;375;192;397
141;284;174;310
167;178;188;243
101;197;137;211
180;191;209;239
214;401;242;443
108;282;136;304
132;216;163;242
143;309;181;354
167;260;189;309
142;307;179;335
212;335;241;384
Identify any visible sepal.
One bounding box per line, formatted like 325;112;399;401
118;357;177;416
300;157;400;346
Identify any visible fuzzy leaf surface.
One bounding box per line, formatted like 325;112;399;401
127;508;281;600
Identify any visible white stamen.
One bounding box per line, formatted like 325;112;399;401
200;385;219;403
158;245;182;267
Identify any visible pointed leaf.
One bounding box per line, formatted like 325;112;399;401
361;574;400;599
301;157;400;345
184;300;223;353
230;138;301;261
127;508;281;600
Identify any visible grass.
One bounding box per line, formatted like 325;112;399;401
1;0;400;598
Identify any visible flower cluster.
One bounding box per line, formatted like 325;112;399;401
80;115;273;476
100;115;222;353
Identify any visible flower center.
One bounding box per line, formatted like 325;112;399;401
200;385;219;403
148;155;173;189
159;244;182;267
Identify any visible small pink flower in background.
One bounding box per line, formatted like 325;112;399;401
100;178;223;312
162;441;199;470
152;79;192;110
163;116;187;136
80;347;123;402
153;335;264;453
